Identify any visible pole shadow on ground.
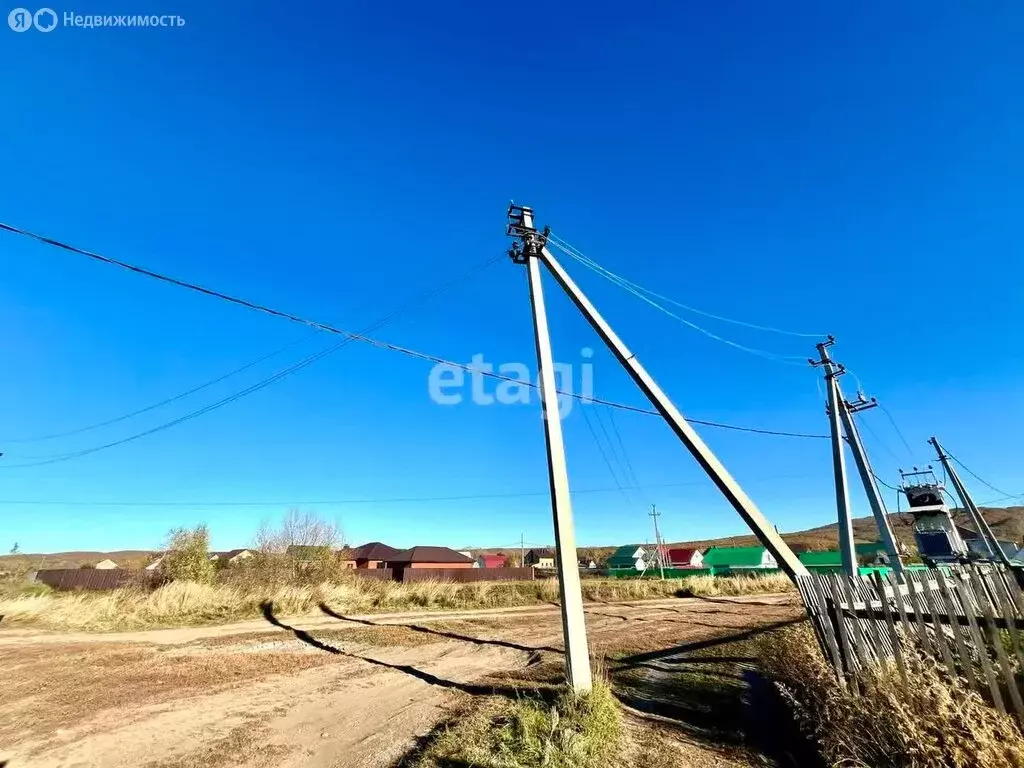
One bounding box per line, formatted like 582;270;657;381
317;602;562;654
260;602;558;705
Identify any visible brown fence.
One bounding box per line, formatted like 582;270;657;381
798;563;1024;719
348;568;393;581
33;568;157;591
398;568;535;583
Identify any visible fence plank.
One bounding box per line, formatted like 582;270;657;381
834;573;876;668
799;577;846;689
905;571;937;657
936;568;978;692
985;569;1024;672
918;573;958;680
872;572;908;687
886;571;915;646
956;569;1007;714
821;574;859;694
968;566;1024;720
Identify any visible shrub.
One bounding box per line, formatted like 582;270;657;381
160;525;215;584
758;625;1024;768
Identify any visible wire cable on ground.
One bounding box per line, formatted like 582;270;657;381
548;237;810;367
0;222;830;447
547;233;825;338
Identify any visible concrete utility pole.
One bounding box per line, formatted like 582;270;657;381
810;338;857;577
810;338;904;577
649;505;666;579
508;204;808;581
520;533;525;569
930;437;1012;567
507;206;593;692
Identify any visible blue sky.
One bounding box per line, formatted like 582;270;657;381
1;2;1022;554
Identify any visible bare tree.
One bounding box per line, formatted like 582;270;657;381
254;509;344;553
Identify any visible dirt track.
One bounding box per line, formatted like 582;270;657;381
0;594;801;768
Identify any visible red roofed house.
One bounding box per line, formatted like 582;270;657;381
476;553;508;569
351;542;402;569
384;546;475;571
667;548;704;568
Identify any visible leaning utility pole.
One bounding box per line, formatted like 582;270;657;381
649;505;666;579
930;437;1012;567
507;204;807;581
508;207;593;692
811;339;857;577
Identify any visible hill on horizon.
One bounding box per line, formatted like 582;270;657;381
3;506;1021;571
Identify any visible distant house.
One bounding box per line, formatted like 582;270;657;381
798;550;844;572
384;546;475;570
477;553;508;569
607;546;647;571
701;546;776;570
578;558;598;569
94;559;118;570
666;548;703;568
458;550;474;560
350;542;402;569
524;549;555;569
144;554;165;571
208;549;253;565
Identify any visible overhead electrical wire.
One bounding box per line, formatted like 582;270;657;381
548;237;810;367
2;252;506;467
1;330;322;443
578;404;635;511
0;221;830;454
546;233;825;338
878;401;916;459
0;480;721;507
945;450;1018;499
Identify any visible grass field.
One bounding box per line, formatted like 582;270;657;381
0;573;793;631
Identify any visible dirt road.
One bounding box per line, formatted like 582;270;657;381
1;594;801;768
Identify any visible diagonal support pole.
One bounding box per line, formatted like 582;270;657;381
533;237;808;581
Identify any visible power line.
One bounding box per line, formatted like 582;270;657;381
871;470;902;492
578;403;632;508
0;480;750;506
550;238;809;367
547;233;825;338
0;222;830;444
2;252;504;467
946;450;1017;499
878;402;915;458
1;330;321;443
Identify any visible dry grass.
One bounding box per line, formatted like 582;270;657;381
675;572;795;597
0;574;790;632
408;680;622;768
758;625;1024;768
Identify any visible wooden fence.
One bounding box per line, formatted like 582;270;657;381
797;564;1024;719
398;567;535;583
33;568;157;591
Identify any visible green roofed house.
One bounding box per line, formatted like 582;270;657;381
607;546;647;571
798;550;843;572
701;546;777;570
